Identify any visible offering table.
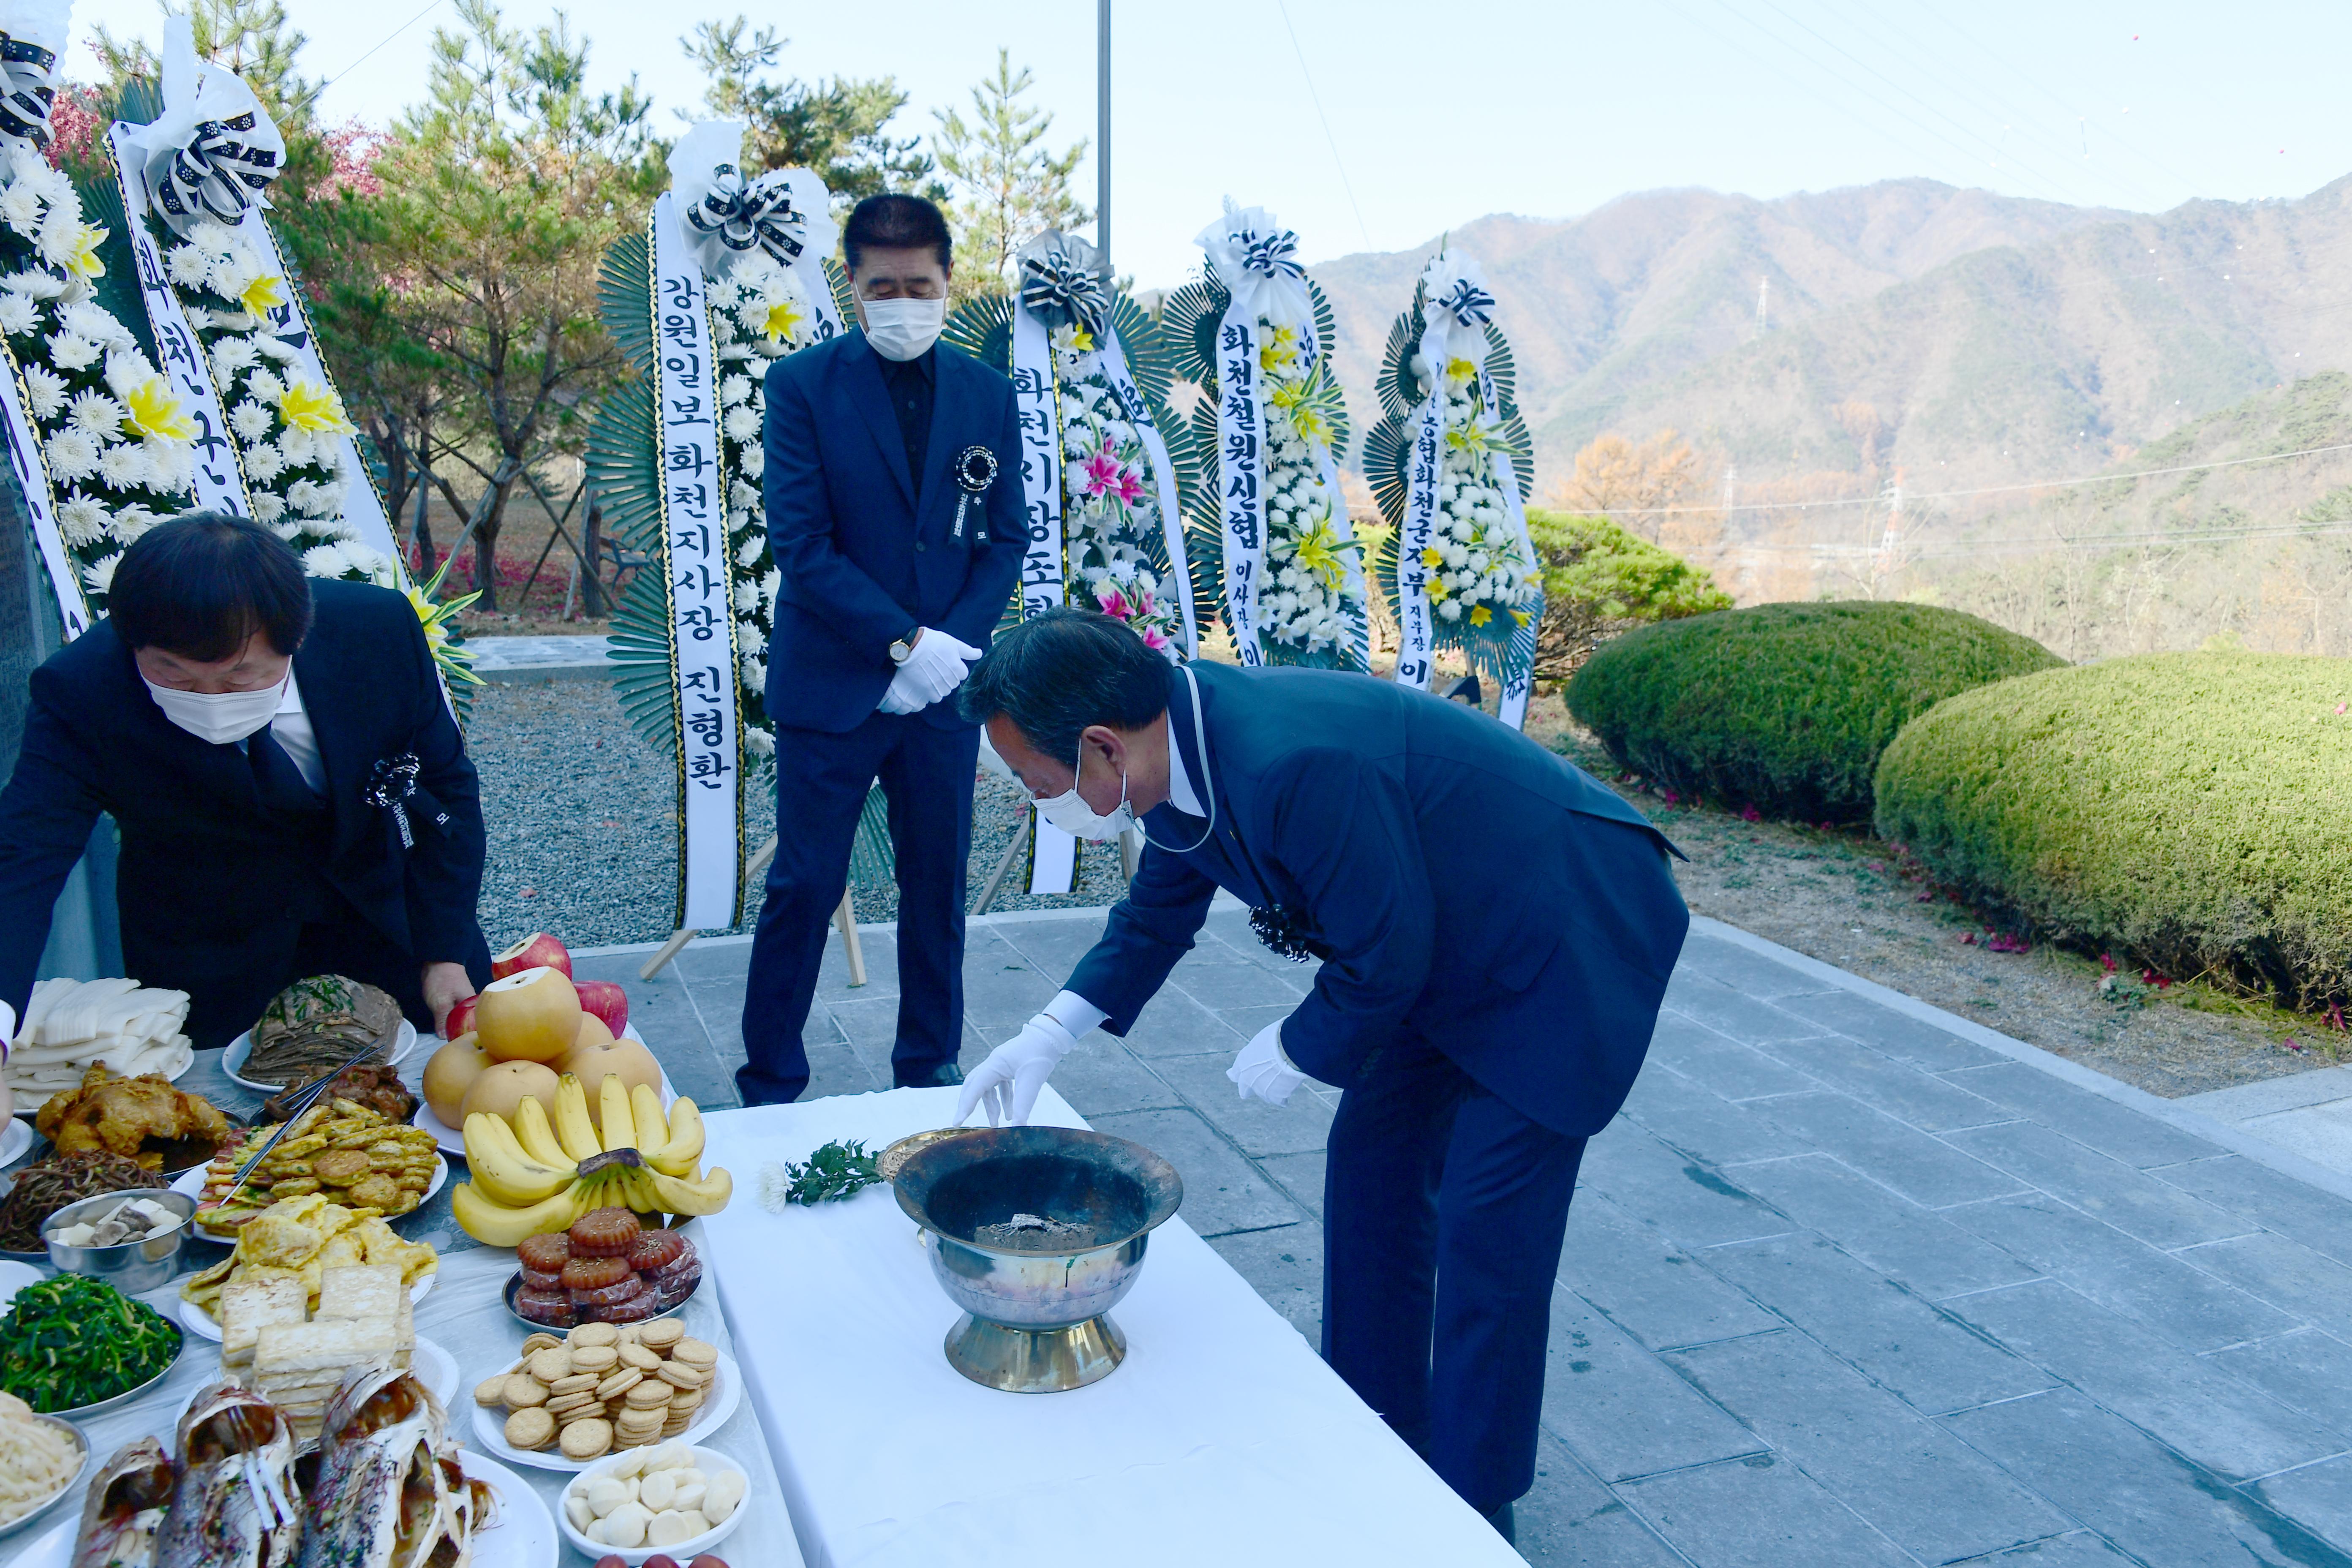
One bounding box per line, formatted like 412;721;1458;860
700;1086;1525;1568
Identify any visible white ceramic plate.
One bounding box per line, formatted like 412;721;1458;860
0;1259;43;1315
415;1049;675;1160
0;1119;30;1168
172;1153;447;1236
555;1443;750;1565
222;1019;419;1092
8;1448;552;1568
470;1350;739;1473
178;1268;438;1343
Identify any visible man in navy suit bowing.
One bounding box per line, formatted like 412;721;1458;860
0;513;490;1048
954;609;1689;1544
738;194;1027;1105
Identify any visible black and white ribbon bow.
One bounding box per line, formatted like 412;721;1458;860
1018;243;1109;338
0;35;56;152
362;752;449;851
155;110;281;227
1235;225;1305;286
684;163;810;269
1431;275;1496;329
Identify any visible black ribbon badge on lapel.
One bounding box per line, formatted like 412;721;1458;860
952;445;999;546
362;752;449;852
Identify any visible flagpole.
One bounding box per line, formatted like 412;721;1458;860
1097;0;1111;282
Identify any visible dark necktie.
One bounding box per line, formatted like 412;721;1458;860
248;725;324;814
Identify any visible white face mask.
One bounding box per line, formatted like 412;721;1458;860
143;675;285;746
862;296;946;362
1034;747;1137;843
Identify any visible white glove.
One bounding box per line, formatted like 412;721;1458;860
956;1013;1080;1127
1228;1019;1307;1106
878;627;981;715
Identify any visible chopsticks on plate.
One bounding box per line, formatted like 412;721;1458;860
215;1036;391;1211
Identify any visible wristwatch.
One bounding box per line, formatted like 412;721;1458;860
889;629;920;665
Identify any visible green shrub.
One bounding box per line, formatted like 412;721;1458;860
1524;511;1732;679
1874;652;2352;1009
1565;601;2061;822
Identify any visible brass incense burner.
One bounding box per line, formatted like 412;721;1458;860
889;1126;1183;1394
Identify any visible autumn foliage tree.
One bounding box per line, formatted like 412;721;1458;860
1550;428;1715;546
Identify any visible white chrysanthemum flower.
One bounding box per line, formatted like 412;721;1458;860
100;350;148;401
251;493;288;524
735;535;764;569
301;542;352;578
255;335;300;362
729;479;760;512
214;338;263;382
44;427;99;481
67;389;125;438
246;367;285;401
743;724;775;758
722;406;759;441
0;292;36;335
60;302;128;351
740;444;764;480
739;653;765;693
22;362;63;419
1438;599;1463;621
109;505;163;544
46;332;99;371
278;426;317;467
146;438;195;492
98;442;153;491
343;546;392;585
0;181;41;236
82;550;120;595
54;493;107;547
167;244;210;287
760;567;781;605
721;373;754;407
245;443;286;481
230;400;274;441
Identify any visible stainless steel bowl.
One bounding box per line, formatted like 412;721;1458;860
892;1125;1182;1393
42;1189;194;1294
0;1413;88;1538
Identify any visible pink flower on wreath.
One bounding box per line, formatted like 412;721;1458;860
1094;584;1134;620
1140;624;1171;652
1081;446;1124;498
1113;463;1146;506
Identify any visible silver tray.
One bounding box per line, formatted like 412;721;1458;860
0;1414;88;1539
24;1322;185;1421
501;1269;699;1332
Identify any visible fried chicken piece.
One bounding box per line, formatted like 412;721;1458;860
37;1067;232;1170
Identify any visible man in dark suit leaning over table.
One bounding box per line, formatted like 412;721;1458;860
0;512;490;1049
737;193;1028;1105
953;609;1691;1544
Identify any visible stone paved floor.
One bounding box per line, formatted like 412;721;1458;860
577;907;2352;1567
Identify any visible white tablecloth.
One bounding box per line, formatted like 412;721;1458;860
701;1087;1522;1568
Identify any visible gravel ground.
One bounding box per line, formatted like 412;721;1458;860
465;678;1121;950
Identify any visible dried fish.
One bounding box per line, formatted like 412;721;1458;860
153;1383;302;1568
69;1437;175;1568
298;1368;492;1568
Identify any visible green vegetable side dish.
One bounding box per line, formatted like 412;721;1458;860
0;1274;182;1413
782;1140;883;1205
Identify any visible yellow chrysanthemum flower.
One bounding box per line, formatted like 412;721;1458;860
1258;324;1301;373
60;223;106;281
760;296;807;343
277;378;357;435
1426;575;1451;602
240;272;289;316
1291;520;1349;592
1421;547;1445;570
121;377;196;444
1469;604;1493;626
1444;356;1478;384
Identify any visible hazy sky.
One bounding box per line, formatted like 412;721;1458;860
61;0;2352;290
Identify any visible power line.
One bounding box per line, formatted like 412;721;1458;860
320;0;444;92
1272;0;1372;252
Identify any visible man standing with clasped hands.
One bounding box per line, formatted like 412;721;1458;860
736;194;1027;1105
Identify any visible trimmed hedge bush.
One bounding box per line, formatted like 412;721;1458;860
1565;601;2062;822
1524;511;1733;679
1875;652;2352;1009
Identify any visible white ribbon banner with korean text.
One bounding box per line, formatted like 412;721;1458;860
0;349;87;638
1212;306;1265;665
651;192;743;931
106;122;247;517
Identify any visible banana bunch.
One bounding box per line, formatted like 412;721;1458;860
452;1074;734;1248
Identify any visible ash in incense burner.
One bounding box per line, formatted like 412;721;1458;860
889;1125;1183;1392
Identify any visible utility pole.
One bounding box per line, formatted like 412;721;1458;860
1755;278;1769;335
1097;0;1111;282
1873;477;1903;597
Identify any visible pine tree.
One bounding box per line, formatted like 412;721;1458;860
931;49;1090;301
680;18;937;209
93;0;321;125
